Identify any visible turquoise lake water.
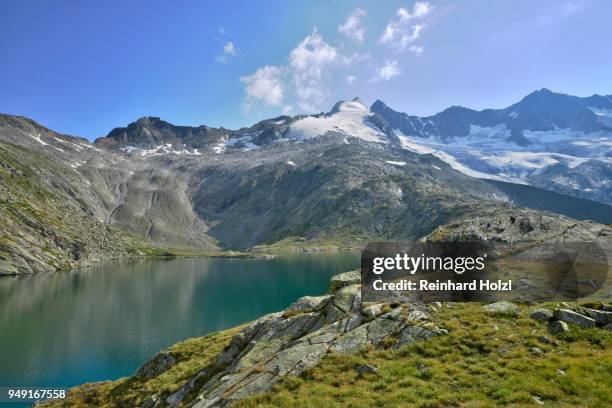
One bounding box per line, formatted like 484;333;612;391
0;253;359;394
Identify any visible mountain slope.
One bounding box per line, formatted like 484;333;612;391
371;90;612;204
0;114;222;274
3;89;611;273
486;180;612;223
0;120;153;274
372;89;612;142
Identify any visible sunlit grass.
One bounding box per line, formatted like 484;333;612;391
42;327;242;407
240;303;611;408
42;303;611;407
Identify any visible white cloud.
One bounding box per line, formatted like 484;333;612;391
240;65;284;112
409;45;424;56
381;2;432;52
282;105;294;115
346;75;356;84
398;2;432;21
223;42;236;56
338;8;367;43
374;61;401;81
215;41;238;63
289;28;339;111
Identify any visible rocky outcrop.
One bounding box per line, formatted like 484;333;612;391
428;207;611;246
483;301;520;317
136;352;176;380
530;309;553;322
528;304;612;335
554;309;596;328
548;320;570;335
329;270;360;293
129;271;444;407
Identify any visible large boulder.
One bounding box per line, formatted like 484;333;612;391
584;308;612;326
329;270;360;293
330;284;361;314
548;320;570;335
530;308;553;322
394;325;437;349
483;301;520;317
361;303;384;318
286;295;333;313
135;351;175;380
554;309;596;328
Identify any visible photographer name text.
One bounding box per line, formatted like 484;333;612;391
372;279;512;291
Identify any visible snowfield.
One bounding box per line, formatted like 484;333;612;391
121;143;204;157
396;126;611;186
286;100;388;144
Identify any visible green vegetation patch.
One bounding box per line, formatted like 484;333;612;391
240;303;612;408
42;326;243;408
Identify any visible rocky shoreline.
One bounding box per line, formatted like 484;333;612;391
46;270;447;407
39;269;612;408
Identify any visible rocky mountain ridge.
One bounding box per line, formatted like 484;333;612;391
371;89;612;204
0;116;154;274
371;89;612;143
2;89;611;274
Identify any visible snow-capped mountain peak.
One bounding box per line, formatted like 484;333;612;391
286;98;394;144
329;97;368;114
372;93;612;203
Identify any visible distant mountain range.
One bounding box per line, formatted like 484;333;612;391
1;89;611;274
94;89;612;204
372;88;612;143
371;89;612;204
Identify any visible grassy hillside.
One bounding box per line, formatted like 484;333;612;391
243;303;611;408
41;327;242;407
0;141;154;274
43;303;611;407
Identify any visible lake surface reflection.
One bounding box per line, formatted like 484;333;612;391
0;253;359;389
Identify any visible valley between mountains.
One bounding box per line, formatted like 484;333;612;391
2;91;612;408
1;91;612;275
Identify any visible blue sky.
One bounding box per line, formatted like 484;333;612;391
1;0;611;139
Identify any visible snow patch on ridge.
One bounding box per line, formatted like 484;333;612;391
385;160;406;166
589;106;612;127
122;143;206;157
30;133;48;146
287;100;388;144
395;127;610;186
225;132;261;151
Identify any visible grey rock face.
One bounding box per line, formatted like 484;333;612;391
483;301;520;317
136;351;176;380
553;309;596;328
361;303;384;318
548;320;570;335
584;308;612;326
329;270;361;293
530;309;553;322
355;364;379;377
394;325;438;349
131;271;443;407
286;295;333;313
